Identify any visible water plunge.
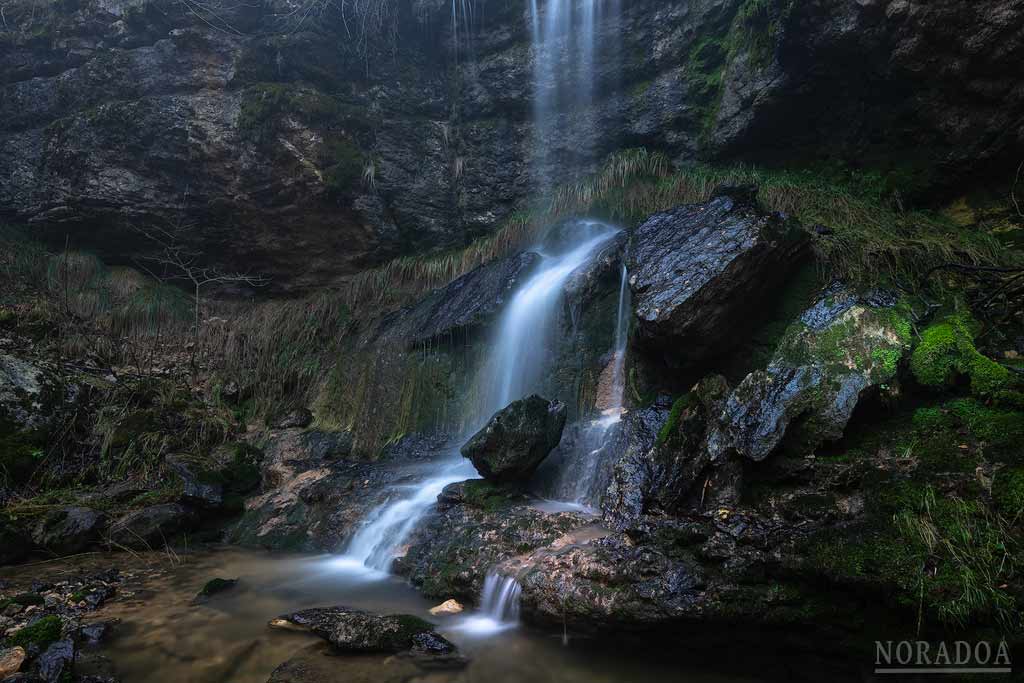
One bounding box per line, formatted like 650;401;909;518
456;572;523;635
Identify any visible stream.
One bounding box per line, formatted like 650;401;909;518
2;546;763;683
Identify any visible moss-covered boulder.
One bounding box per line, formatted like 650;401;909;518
270;607;456;655
708;285;912;461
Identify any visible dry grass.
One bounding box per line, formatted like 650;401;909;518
346;149;670;311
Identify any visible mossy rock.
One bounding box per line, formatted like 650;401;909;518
6;615;62;650
910;314;1014;398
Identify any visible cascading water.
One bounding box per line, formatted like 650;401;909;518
476;220;622;424
339;220;621;574
340;456;478;573
338;1;628;632
529;0;619;191
457;572;523;634
567;261;630;506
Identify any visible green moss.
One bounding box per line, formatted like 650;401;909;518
389;614;434;644
7;615;62;649
809;484;1019;630
656;394;695;446
947;398;1024;461
461;480;518;513
992;467;1024;517
197;577;237;598
910;314;1013;397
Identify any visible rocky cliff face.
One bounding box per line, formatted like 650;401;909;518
2;0;1021;292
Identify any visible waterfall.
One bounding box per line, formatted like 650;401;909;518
570;261;629;505
339;220;620;573
340;456;478;573
477;220;621;424
456;571;523;635
529;0;605;191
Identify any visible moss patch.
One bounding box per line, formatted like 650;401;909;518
6;614;62;650
910;314;1014;398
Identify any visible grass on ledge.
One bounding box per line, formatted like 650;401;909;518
346;150;1011;312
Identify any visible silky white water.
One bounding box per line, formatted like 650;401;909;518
456;572;524;635
478;220;621;421
341;455;479;572
339;220;620;576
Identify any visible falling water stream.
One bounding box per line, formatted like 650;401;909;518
338;221;621;583
336;0;626;634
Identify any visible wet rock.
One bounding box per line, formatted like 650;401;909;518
600;401;671;530
461;395;567;483
707;285;912;462
31;507;105;556
107;504;196;550
276;409;313;430
374;251;541;348
400;488;591;600
192;577;238;604
518;534;706;629
272;607;455;655
166;456;223;509
34;638;74;683
428;599;463;616
628;190;808;369
77;621;114;646
0;647;25;677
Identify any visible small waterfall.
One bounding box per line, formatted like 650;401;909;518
543;260;630;508
340;220;620;573
457;571;523;634
341;456;478;573
477;220;621;423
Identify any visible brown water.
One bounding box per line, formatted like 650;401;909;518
5;547;766;683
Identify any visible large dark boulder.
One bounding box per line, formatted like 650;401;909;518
107;504;196;549
628;188;808;369
31;507;105;556
271;607;455;655
461;396;567;483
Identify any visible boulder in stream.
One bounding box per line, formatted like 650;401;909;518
461;395;567;484
270;607;456;655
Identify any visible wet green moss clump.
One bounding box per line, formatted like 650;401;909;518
910;314;1013;398
6;614;62;650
